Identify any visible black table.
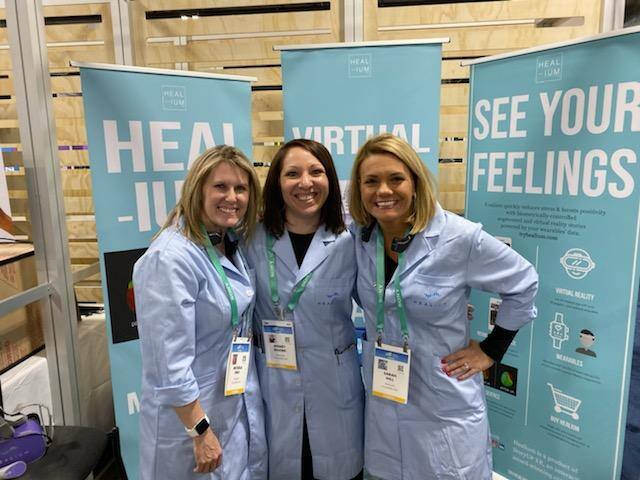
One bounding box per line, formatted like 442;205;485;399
22;425;108;479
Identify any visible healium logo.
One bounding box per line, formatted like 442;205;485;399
348;53;372;78
535;52;563;83
161;85;187;111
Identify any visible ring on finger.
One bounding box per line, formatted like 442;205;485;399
463;362;470;370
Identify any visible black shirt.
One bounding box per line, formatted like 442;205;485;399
288;231;315;267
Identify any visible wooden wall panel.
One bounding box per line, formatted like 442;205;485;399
1;3;114;302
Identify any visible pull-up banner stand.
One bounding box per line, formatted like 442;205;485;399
74;62;254;478
464;27;640;480
278;39;446;187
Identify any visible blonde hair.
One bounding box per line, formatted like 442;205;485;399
348;133;437;235
161;145;261;244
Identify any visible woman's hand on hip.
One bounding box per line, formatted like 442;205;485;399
192;428;222;474
441;339;494;381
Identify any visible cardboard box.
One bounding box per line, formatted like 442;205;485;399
0;244;44;372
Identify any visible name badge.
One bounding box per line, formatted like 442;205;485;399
224;337;251;396
262;319;297;370
372;343;411;404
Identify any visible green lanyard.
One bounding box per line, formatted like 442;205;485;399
202;226;239;333
375;226;409;350
266;233;314;318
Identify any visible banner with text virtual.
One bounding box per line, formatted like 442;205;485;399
281;41;444;186
78;64;253;478
466;30;640;480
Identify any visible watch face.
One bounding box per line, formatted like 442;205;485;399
195;417;209;435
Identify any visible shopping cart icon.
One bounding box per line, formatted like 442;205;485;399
547;383;581;420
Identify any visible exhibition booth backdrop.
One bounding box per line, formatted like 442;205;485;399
76;28;639;479
77;63;254;478
465;27;640;480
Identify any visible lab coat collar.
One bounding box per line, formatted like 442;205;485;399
272;230;299;276
401;204;460;275
296;226;336;283
213;232;252;286
359;205;446;270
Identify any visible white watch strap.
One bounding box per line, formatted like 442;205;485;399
185;414;209;438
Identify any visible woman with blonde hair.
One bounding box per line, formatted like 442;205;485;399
349;133;538;479
133;145;267;480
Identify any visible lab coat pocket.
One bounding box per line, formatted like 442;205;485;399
334;342;364;407
427;354;484;418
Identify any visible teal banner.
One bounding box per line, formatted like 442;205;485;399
78;65;253;478
281;42;443;183
466;30;640;480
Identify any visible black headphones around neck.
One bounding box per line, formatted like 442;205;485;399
208;231;224;246
361;221;415;253
208;231;239;256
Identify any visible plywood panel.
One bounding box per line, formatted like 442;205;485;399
44;23;106;43
10;196;95;219
146;34;336;64
74;285;103;303
371;0;600;28
137;0;331;9
59;150;90;167
53;97;84;119
46;46;114;70
67;217;97;240
441;84;469;107
55;123;87;145
50;76;82;94
210;66;281;86
69;241;98;263
0;100;17;119
438;191;465;213
442;60;469;80
146;11;335;38
252;144;279;164
374;25;597;58
439;140;467;159
253;90;282;114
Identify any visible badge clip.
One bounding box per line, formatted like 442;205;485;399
402;335;409;353
376;332;382;347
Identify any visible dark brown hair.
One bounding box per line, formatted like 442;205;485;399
262;139;345;237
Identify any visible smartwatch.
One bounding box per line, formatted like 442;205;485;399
185;415;210;438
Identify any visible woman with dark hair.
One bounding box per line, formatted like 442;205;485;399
245;139;364;480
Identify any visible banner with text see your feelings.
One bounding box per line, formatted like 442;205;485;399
79;65;252;478
466;31;640;480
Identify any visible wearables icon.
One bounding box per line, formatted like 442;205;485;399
560;248;596;280
549;312;569;350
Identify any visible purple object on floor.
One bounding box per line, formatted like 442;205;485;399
0;461;27;479
0;418;47;469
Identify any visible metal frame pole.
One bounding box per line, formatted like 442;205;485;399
110;0;134;65
5;0;81;425
602;0;626;31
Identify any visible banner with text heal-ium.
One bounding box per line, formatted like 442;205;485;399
79;65;253;479
466;31;640;480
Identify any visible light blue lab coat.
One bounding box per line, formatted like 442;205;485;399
133;226;268;480
354;205;538;480
245;224;364;480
